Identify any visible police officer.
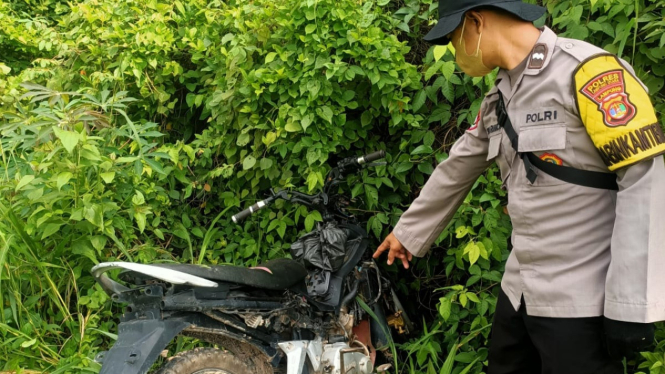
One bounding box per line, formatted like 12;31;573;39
373;0;665;372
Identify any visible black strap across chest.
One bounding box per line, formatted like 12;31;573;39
495;92;619;191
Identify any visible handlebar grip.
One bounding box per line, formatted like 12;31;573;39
232;200;268;223
357;150;386;165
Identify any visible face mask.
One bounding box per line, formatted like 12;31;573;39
455;18;493;77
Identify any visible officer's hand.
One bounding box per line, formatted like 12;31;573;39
373;232;413;269
603;317;655;360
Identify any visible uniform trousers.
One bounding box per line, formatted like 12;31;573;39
488;289;624;374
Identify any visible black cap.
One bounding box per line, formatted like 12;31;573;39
424;0;546;45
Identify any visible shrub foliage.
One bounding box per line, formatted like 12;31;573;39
0;0;663;372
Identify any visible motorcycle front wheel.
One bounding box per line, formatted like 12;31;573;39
156;348;257;374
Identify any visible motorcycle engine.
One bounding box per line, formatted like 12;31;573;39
278;339;373;374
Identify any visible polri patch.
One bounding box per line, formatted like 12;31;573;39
525;109;558;124
579;69;636;127
528;43;548;70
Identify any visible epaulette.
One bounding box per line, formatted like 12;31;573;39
556;38;607;63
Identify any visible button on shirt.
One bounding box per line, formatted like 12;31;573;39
393;26;665;323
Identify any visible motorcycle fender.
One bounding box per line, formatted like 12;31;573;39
97;318;191;374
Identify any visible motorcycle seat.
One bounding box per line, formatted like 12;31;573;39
150;258;307;290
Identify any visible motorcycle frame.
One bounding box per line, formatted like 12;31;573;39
93;153;395;374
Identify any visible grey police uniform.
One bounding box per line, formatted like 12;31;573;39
393;26;665;323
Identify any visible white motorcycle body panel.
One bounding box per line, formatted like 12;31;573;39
278;339;372;374
91;262;218;288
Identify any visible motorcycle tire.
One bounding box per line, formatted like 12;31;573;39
155;348;256;374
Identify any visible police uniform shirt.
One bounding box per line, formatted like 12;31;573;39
393;26;665;323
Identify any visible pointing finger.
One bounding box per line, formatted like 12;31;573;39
373;239;389;259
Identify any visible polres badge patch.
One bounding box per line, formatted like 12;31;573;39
579;69;636;127
574;54;665;170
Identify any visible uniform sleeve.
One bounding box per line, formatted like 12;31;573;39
573;54;665;171
393;110;493;257
604;155;665;323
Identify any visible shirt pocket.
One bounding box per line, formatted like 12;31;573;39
487;131;511;183
518;124;567;153
517;123;568;186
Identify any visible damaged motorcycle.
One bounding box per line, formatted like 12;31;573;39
92;150;414;374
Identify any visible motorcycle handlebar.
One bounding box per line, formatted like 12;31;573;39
232;200;269;223
231;150;386;224
355;150;385;165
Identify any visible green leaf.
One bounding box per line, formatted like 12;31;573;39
370;216;383;239
15;175;35;192
305;24;316;34
41;223;63;239
342;90;355;101
84;205;103;227
191;227;204;238
90;236;107;252
21;339;37;348
243;155;257;170
276;221;286;238
265;52;277;63
418;162;433;175
455;226;468;238
316;106;333;123
460;292;468;307
305;212;322;232
477;241;489;260
441;81;455;103
411;145;433;155
364;185;378;208
134;212;146;233
306;172;320;192
100;172;115;184
267;220;280;233
361;111;372;127
433;45;448;61
425;61;442;81
132;191;145;205
466;292;480;303
285;121;302;132
438;297;451;321
301;115;313;130
467;242;480;265
479;193;493;202
173;0;185;15
144;158;166;175
73;239;99;264
412;91;426;112
440;61;455;80
423;131;435;147
260;158;273;170
395;162;413;173
351;183;364;198
0;63;11;75
53;127;80;153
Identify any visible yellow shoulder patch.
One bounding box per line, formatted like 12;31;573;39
574;54;665;171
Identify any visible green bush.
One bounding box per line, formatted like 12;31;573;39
0;0;663;372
